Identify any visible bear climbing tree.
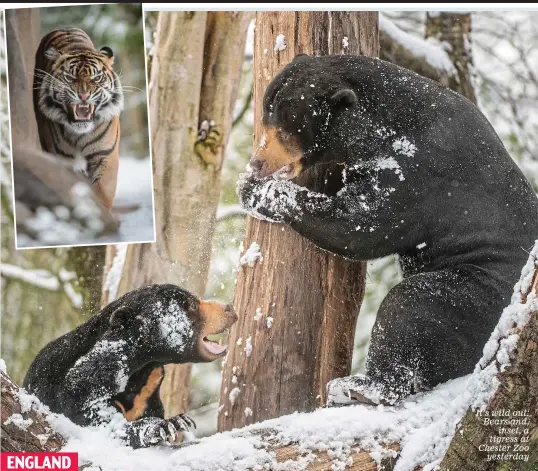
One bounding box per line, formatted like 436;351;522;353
218;11;376;431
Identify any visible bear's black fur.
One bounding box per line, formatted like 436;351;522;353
23;284;236;448
239;54;538;404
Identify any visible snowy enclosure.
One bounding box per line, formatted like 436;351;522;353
2;238;536;470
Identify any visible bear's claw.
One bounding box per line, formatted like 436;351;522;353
141;413;196;447
326;374;398;407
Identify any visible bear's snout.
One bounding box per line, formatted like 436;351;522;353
249;157;264;172
224;303;238;324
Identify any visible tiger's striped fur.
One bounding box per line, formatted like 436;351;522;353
33;28;124;210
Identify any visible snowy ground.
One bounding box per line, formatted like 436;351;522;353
3;240;535;471
99;156;155;244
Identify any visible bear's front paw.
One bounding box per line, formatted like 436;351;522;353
326;374;397;407
168;413;197;432
236;173;285;223
140;414;196;447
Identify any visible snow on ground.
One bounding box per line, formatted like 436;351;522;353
100;156;155;244
4;243;536;470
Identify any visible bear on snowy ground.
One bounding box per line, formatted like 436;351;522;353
23;284;237;448
238;54;538;406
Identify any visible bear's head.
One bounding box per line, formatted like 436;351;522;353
248;54;357;180
103;284;237;364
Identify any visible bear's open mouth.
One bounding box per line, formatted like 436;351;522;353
71;103;95;121
198;300;237;359
202;329;230;357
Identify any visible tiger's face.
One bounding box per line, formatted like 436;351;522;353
36;46;124;135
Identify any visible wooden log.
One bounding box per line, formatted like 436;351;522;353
1;369;63;452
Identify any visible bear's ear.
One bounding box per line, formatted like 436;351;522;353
330;89;357;108
292;53;310;64
109;305;131;328
100;46;114;65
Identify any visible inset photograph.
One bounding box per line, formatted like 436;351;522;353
5;4;155;248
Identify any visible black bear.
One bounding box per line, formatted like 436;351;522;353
239;54;538;405
23;284;237;448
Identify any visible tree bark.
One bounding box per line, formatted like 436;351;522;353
102;11;252;419
66;246;106;315
5;8;40;149
1;370;64;452
425;12;476;103
218;12;375;432
439;271;538;470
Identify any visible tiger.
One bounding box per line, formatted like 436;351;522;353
33;27;124;211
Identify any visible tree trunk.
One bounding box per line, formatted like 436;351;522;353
218;12;376;432
425;12;476;103
439;271;538;470
1;370;64;452
102;11;252;419
5;8;40;149
66;247;106;315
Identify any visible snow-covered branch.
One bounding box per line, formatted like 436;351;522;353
0;264;60;291
379;14;456;85
0;264;83;309
216;204;247;222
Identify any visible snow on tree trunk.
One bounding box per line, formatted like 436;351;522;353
101;11;252;420
218;12;376;432
439;270;538;470
425;12;477;104
1;369;64;452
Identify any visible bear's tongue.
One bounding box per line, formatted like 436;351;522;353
203;337;228;355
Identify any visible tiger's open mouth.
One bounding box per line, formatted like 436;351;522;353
71;103;95;121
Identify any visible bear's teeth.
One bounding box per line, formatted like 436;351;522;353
206;332;228;344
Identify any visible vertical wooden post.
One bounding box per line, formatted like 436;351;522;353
218;12;378;431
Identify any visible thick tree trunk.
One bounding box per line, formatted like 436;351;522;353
425;12;476;103
218;12;376;432
102;11;251;419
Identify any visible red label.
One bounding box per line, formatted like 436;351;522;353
0;453;78;471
